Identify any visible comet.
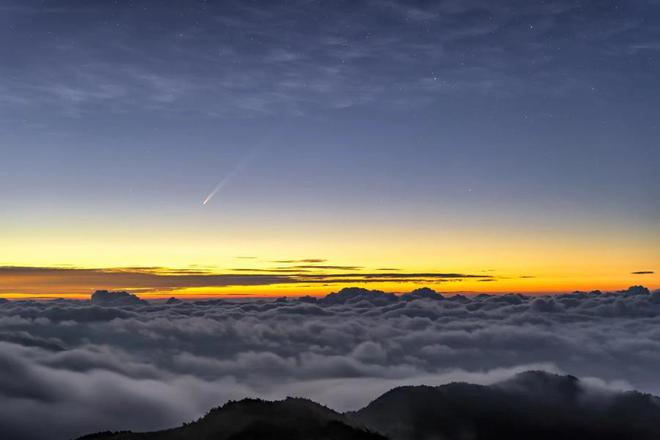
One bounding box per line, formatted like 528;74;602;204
202;148;260;206
202;174;232;205
202;125;288;206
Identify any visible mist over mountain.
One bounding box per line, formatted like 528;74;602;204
353;371;660;440
79;371;660;440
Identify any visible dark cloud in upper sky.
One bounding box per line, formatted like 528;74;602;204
632;271;655;274
1;0;659;119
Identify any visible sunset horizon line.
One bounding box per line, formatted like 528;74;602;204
1;282;656;301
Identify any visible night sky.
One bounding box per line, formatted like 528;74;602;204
1;0;658;297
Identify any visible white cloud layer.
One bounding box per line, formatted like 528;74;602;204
0;286;658;439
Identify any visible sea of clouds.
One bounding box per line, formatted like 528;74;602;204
1;286;659;439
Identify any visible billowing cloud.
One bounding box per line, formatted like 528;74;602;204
0;286;659;439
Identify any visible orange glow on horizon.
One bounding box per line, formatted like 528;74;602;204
0;271;657;300
1;215;657;299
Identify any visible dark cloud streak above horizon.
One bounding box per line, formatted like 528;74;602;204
0;265;497;295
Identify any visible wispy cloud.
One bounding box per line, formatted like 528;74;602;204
1;0;656;120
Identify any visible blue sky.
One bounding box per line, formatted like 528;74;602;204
0;0;658;295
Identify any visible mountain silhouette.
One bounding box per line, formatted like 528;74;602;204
79;371;660;440
353;371;660;440
77;397;384;440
